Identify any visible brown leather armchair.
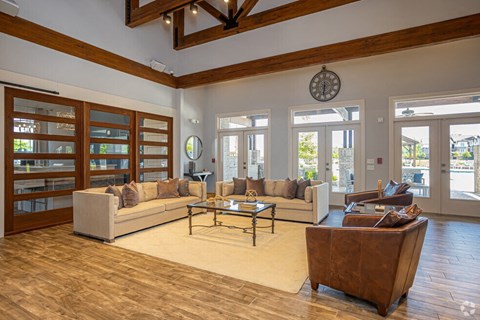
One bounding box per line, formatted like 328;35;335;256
306;214;428;316
345;189;414;207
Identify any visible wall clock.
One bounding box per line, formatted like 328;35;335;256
309;65;341;101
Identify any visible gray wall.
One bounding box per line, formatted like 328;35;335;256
184;38;480;192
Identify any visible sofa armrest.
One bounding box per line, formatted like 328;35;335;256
312;182;329;224
345;190;379;205
216;181;224;196
73;191;115;242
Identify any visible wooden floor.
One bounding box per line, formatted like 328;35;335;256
0;210;479;319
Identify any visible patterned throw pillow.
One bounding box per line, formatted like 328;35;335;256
246;177;265;196
157;178;180;199
374;204;422;228
122;181;139;208
233;177;247;195
383;180;401;197
282;178;298;200
105;185;123;209
296;178;311;200
178;179;190;197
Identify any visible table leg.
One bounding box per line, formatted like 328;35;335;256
271;205;276;234
188;207;193;235
214;209;217;226
252;214;257;247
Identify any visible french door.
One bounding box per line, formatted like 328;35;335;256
394;117;480;216
293;124;360;205
218;130;267;181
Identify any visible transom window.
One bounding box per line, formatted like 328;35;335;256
218;112;269;129
292;106;359;125
395;94;480;118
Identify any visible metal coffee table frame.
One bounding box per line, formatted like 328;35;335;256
187;201;276;246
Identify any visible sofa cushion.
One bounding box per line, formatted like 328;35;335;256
142;182;158;201
189;183;203;198
105;185;123;209
264;180;276;196
246;177;265;196
233;177;247;195
264;197;313;211
296;179;311;200
273;180;286;197
136;183;145;203
122;182;139;208
178;179;190;197
222;182;234;196
115;201;166;223
152;196;200;211
304;187;313;203
157;178;180;199
282;178;298;199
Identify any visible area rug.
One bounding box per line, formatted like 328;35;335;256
110;213;309;293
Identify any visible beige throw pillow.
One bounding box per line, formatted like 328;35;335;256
142;182;158;201
264;180;276;196
136;183;145;203
157;178;180;199
304;186;313;203
273;180;286;197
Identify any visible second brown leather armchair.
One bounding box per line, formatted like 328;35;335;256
306;214;428;316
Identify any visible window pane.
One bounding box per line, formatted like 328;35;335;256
90;110;129;125
14;177;75;194
14;140;75;154
140;171;167;182
90;126;129;140
247;134;265;179
293;106;359;125
14;118;75;136
449;123;480;200
90;159;129;170
90;144;129;154
331;130;355;193
140;145;167;155
14;195;72;215
140;118;168;130
139;132;168;142
14;98;75;118
298;132;318;180
14;160;75;173
395;94;480;118
222;135;239;182
140;159;167;168
219;113;268;129
401;127;430;197
90;174;130;188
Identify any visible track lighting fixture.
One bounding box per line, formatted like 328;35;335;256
163;13;172;24
190;2;198;15
224;0;229;2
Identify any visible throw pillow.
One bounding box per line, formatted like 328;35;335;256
105;185;123;209
264;180;276;196
396;182;411;194
304;186;313;203
142;182;158;201
157;178;180;198
296;178;311;200
122;182;139;208
246;177;265;196
383;180;401;197
374;204;422;228
373;211;401;228
233;177;247;195
282;178;298;200
222;182;234;196
136;182;145;203
178;179;190;197
273;180;286;197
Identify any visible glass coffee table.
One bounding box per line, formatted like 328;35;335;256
187;200;276;246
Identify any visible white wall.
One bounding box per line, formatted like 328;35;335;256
188;38;480;192
0;69;180;238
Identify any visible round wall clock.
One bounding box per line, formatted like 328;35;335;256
309;65;341;102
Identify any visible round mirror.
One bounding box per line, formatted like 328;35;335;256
185;135;203;160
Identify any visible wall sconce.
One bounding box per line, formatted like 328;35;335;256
190;119;200;124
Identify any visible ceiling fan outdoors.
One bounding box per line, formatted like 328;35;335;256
400;107;434;117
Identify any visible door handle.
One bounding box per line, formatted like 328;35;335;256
325;168;330;171
441;170;448;173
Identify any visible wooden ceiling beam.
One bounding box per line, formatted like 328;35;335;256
234;0;259;20
227;0;237;20
175;0;360;50
198;2;229;24
176;14;480;88
127;0;201;28
0;13;177;88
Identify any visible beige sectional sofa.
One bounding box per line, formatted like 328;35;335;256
73;181;206;242
216;179;329;224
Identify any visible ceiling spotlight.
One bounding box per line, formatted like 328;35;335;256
190;3;198;15
163;13;172;24
224;0;229;2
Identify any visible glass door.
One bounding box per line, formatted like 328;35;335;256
218;130;267;180
326;125;360;205
441;118;480;215
394;121;440;213
293;128;325;181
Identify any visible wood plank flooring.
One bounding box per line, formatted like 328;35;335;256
0;210;479;319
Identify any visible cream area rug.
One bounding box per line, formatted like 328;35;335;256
111;213;309;293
